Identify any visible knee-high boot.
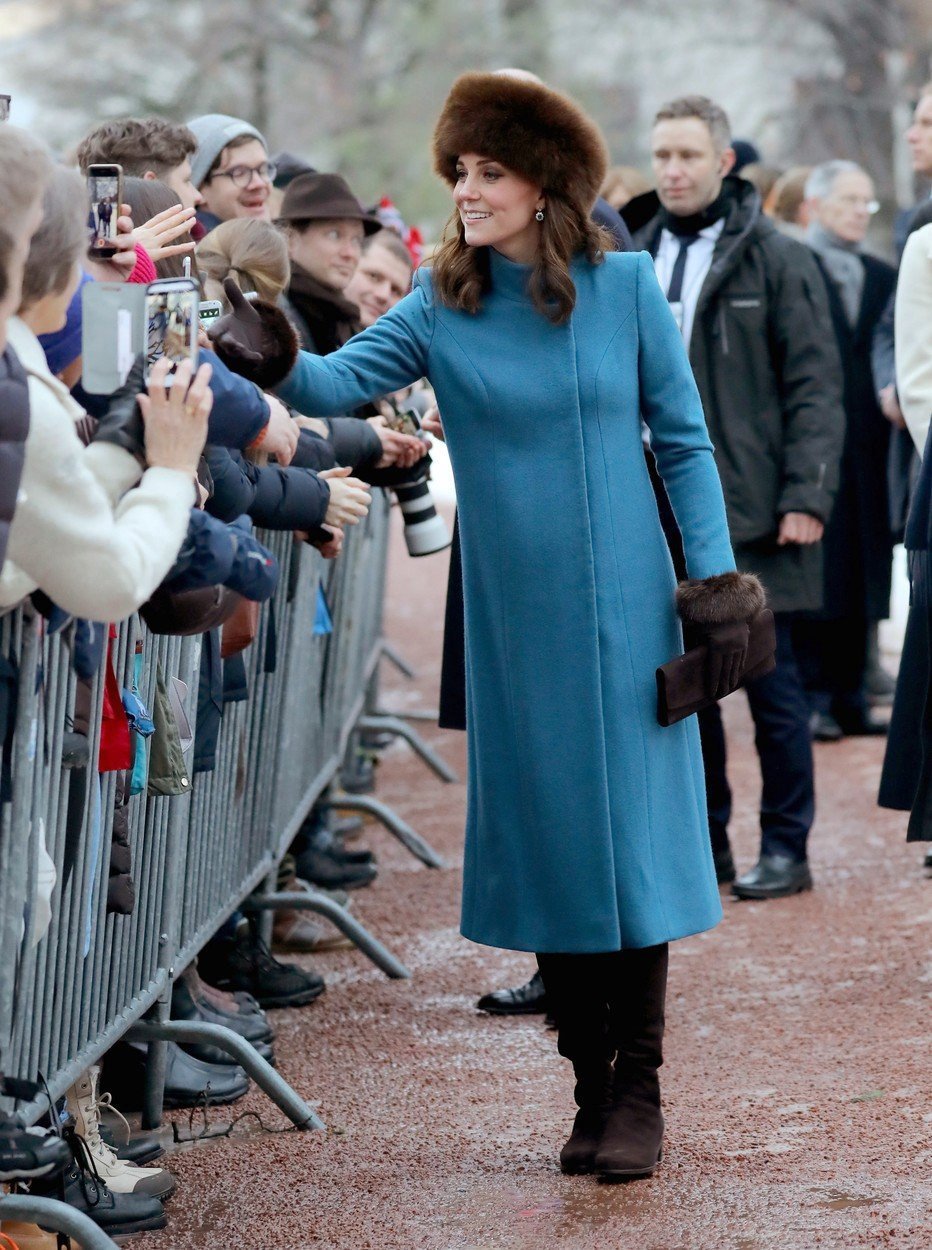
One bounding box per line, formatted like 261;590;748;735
536;953;615;1175
594;943;668;1180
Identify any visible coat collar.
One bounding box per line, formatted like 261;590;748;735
7;317;87;422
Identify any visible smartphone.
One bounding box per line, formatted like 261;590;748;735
87;163;123;260
145;278;199;382
198;299;223;329
0;95;10;123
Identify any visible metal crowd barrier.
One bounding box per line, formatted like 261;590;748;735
0;490;448;1245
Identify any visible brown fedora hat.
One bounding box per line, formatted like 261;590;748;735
276;171;380;233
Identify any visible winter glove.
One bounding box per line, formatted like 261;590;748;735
91;355;146;464
698;619;750;700
208;278;299;389
675;571;766;703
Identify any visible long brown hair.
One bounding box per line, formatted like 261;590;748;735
431;192;612;325
122;176;192;279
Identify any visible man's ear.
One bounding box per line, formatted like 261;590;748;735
143;170;157;181
720;147;737;178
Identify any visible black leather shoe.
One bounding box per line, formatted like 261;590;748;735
294;844;378;890
102;1041;250;1110
924;851;932;873
732;855;813;900
173;975;274;1045
834;710;888;737
476;971;548;1015
713;846;736;885
810;711;843;742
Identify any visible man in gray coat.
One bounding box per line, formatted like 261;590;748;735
624;95;845;900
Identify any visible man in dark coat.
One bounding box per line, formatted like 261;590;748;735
622;95;845;901
795;160;896;739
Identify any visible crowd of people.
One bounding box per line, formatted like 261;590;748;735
1;66;931;1236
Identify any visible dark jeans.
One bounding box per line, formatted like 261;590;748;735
700;613;815;863
794;615;869;722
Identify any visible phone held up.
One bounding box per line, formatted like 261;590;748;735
197;299;223;330
145;278;199;383
86;163;123;260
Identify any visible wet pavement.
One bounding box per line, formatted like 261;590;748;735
144;515;932;1249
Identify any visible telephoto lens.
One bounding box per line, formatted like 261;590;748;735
395;474;451;556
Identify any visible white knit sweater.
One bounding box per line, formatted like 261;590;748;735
895;223;932;457
2;317;195;619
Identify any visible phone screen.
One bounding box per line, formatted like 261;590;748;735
87;167;121;255
197;300;223;328
145;282;198;381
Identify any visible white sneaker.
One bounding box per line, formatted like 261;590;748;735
65;1065;175;1199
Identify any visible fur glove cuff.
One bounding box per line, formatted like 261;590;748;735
208;278;299;391
675;571;766;627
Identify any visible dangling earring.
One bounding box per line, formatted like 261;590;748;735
535;208;545;222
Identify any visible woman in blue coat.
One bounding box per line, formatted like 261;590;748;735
265;73;763;1180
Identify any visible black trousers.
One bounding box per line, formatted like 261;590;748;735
700;613;815;863
535;946;668;1068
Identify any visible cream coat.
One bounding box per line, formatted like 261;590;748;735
3;318;195;619
895;223;932;456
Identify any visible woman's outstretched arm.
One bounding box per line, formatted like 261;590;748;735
277;278;434;417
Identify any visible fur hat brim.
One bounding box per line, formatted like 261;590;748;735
432;72;608;211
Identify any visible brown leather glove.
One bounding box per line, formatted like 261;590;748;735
700;619;750;700
208;278;264;365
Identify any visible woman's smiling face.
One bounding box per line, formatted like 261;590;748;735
452;153;544;264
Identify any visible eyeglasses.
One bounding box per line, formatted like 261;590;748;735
212;161;277;188
832;194;880;214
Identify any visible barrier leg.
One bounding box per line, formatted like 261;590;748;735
380;642;416;679
244;892;410;980
0;1195;120;1249
372;706;440;722
140;1031;169;1132
125;1020;323;1130
356;714;459;784
323;793;445;869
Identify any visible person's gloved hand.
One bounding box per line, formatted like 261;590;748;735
91;355;146;463
208;278;265;364
700;619;750;701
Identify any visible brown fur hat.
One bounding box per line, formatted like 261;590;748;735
432;72;608;211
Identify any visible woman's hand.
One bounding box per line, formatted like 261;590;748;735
320;466;372;527
420;404;444;442
84;205;138;283
137;357;212;475
315;524;345;559
293;414;328;437
131;204;197;263
367;416;430;469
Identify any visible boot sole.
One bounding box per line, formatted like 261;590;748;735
0;1160;64;1182
560;1159;596;1175
162;1083;249;1109
596;1149;663;1182
732;880;812;900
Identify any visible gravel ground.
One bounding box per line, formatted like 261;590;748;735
140;512;932;1250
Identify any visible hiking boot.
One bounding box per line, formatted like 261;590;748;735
65;1065;175;1199
200;927;325;1009
31;1129;166;1235
102;1041;250;1111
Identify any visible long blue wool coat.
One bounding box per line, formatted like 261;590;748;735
279;248;736;953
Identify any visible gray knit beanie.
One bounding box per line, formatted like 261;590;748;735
187;114;267;188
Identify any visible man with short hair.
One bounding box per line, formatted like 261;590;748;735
623;94;845;900
76;117;202;211
187;114;274;231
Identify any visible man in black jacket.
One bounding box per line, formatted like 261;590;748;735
623;96;845;900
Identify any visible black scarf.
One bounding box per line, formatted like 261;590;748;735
659;184;730;237
287;264;361;356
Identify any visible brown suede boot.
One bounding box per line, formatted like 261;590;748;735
536;952;615;1176
560;1059;614;1174
594;943;668;1181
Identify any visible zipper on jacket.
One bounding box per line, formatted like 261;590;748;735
718;304;729;355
